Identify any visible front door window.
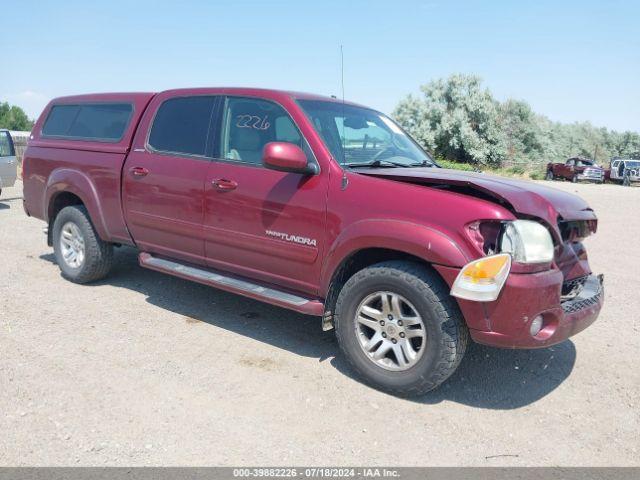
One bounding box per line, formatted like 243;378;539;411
220;97;302;165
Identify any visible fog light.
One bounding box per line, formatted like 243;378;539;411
530;315;544;336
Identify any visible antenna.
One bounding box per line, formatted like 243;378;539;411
340;45;345;104
340;45;346;165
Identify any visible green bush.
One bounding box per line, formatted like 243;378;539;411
506;165;526;175
435;159;478;171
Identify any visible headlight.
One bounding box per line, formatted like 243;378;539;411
500;220;554;263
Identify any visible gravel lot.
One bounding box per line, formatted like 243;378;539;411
1;180;638;466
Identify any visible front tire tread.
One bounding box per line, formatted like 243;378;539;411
334;260;468;396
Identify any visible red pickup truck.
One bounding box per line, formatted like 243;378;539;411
22;88;604;395
546;157;605;183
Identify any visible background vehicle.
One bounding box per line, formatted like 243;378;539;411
21;89;604;395
609;159;640;186
0;129;18;197
546;157;604;183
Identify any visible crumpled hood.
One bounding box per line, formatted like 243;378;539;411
352;167;597;229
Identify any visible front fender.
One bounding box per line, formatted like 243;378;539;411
44;168;110;241
320;219;471;295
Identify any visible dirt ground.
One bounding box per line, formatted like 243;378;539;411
1;180;638;466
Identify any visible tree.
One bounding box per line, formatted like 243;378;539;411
497;99;543;164
394;74;640;168
0;102;34;131
394;74;504;166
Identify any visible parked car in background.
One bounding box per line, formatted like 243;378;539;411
608;159;640;186
546;157;604;183
0;129;18;197
22;89;604;395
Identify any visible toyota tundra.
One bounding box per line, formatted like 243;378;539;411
22;88;604;395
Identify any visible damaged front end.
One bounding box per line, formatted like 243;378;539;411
353;167;605;347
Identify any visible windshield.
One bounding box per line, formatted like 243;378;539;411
576;160;595;167
298;100;434;167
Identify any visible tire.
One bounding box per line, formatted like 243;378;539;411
545;170;554;181
52;205;114;283
334;261;468;396
572;174;578;183
623;175;631;187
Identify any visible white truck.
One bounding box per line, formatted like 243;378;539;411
0;129;18;197
609;159;640;186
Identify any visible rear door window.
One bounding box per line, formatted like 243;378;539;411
148;96;217;157
42;103;133;141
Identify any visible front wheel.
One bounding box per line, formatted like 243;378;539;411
334;261;468;396
545;170;554;181
52;205;114;283
623;175;631;187
572;174;578;183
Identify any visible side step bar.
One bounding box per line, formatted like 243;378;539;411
138;252;324;316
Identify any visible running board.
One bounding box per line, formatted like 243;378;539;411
138;252;324;316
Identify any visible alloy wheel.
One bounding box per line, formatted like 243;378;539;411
354;291;427;371
59;221;86;269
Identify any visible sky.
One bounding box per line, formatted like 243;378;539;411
2;0;639;131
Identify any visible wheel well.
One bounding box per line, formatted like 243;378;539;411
323;248;434;325
47;192;84;246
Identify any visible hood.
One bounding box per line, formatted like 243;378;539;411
352;167;597;231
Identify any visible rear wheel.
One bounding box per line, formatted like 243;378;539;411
572;174;578;183
52;205;114;283
545;170;554;181
623;174;631;187
334;261;468;396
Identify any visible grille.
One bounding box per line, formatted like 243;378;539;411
582;168;603;177
561;276;588;301
561;274;604;314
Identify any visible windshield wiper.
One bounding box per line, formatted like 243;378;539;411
346;159;432;169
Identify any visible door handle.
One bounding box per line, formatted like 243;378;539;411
130;166;149;177
211;178;238;191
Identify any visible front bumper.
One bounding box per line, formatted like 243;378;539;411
435;265;604;348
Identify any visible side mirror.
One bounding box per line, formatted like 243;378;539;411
262;142;318;175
